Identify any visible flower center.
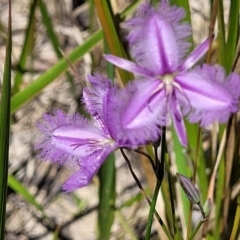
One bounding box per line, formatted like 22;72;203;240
71;137;115;152
162;74;175;96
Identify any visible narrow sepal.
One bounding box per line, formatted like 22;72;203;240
104;54;154;77
179;38;210;71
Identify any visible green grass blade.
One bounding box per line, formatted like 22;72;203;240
0;19;7;42
38;0;62;58
98;154;116;240
97;38;116;240
38;0;79;97
170;0;193;49
119;0;141;19
145;179;162;238
11;29;103;113
172;127;190;225
8;175;45;215
224;0;239;73
214;158;225;239
94;0;133;85
13;0;38;94
230;194;240;240
119;193;143;209
170;0;191;19
0;1;11;236
217;0;226;66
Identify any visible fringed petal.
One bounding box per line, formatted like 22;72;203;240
126;2;191;73
106;79;166;145
176;65;240;126
83;74;115;135
35;111;108;165
62;147;115;191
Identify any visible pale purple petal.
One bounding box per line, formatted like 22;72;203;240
176;65;240;126
106;79;166;145
170;95;187;147
83;74;115;135
126;2;191;72
62;147;115;191
179;38;210;71
129;13;179;74
35;111;108;165
83;74;111;119
104;54;154;77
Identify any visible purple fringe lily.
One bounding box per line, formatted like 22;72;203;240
104;2;240;146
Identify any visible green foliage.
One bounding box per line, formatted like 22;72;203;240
0;1;11;237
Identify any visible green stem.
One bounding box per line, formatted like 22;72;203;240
145;179;162;240
120;148;173;240
186;127;201;239
145;130;166;239
166;156;177;237
188;220;205;240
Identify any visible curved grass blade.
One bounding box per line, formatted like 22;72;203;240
38;0;77;96
0;0;11;237
224;0;239;73
11;29;103;113
13;0;37;94
94;0;133;85
217;0;225;66
119;0;141;20
97;38;116;240
8;175;45;215
38;0;62;59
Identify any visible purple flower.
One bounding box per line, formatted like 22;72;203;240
35;75;125;191
104;2;240;146
105;80;165;146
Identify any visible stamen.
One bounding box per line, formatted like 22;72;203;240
147;82;164;111
71;139;96;150
173;81;192;109
70;138;114;152
171;93;182;122
162;74;174;96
